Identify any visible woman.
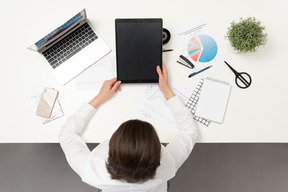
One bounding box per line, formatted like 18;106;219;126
59;63;198;192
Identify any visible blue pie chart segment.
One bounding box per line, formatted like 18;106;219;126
198;34;218;62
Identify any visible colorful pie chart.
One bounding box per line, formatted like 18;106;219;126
187;34;218;63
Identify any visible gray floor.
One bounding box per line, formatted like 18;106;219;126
0;143;287;192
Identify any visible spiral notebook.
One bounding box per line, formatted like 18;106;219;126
195;77;231;123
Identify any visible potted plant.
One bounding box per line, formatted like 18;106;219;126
226;17;268;53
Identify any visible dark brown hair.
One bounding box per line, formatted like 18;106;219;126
106;119;161;183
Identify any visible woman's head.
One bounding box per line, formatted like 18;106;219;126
106;119;161;183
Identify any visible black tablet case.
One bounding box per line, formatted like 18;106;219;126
115;19;162;83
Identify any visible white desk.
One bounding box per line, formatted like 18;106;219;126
1;0;288;142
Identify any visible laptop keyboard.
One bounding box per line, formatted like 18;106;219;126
43;22;98;69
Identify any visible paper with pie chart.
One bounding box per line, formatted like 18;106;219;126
187;34;218;63
172;17;225;71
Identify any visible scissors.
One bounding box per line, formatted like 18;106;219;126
224;61;252;89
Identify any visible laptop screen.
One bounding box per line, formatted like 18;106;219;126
28;9;86;51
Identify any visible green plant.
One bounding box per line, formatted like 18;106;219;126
226;17;268;53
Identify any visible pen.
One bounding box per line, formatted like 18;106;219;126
162;49;173;52
188;65;212;78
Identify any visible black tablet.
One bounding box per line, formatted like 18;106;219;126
115;19;162;83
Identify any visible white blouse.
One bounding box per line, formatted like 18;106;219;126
59;96;198;192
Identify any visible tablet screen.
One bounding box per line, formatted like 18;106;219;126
115;19;162;83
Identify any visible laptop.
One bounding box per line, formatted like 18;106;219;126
28;9;111;85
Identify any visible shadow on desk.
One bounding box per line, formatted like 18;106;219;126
0;143;287;192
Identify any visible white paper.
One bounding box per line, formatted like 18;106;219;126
136;83;194;131
76;50;116;90
171;17;225;73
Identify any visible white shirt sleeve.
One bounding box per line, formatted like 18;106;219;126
58;103;97;177
165;96;198;171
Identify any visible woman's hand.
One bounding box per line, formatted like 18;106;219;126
89;77;121;108
156;62;175;100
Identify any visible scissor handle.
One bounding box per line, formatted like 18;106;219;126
235;72;252;89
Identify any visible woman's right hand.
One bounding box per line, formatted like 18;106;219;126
156;62;175;100
89;77;121;108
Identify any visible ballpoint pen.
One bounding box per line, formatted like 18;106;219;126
188;65;212;78
162;49;173;52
